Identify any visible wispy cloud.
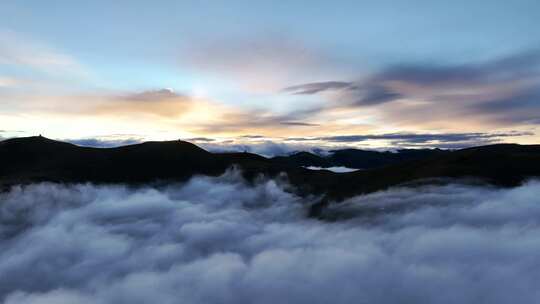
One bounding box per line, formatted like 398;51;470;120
282;49;540;130
57;88;194;118
279;121;320;126
467;88;540;124
0;76;21;88
283;81;354;95
0;30;85;76
181;34;344;92
318;131;532;144
120;88;185;102
192;108;324;136
281;131;532;149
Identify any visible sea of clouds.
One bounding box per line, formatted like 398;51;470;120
1;170;540;304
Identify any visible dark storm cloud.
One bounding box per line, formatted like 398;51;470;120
282;81;354;95
2;172;540;303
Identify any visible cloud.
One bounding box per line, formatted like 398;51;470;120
279;121;320;126
181;35;343;92
0;30;85;77
282;81;354;95
83;88;198;118
319;131;529;143
468;88;540;124
132;136;320;157
121;88;185;102
183;137;216;143
0;130;26;142
373;50;540;87
283;81;403;106
367;50;540;126
281;50;540;128
66;137;144;148
353;84;403;105
304;166;358;173
282;81;403;106
59;130;533;156
1;173;540;303
0;77;21;88
289;131;532;148
193;109;321;135
198;139;304;157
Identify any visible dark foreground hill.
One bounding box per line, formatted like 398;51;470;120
1;136;540;215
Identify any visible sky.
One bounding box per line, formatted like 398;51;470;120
1;0;540;150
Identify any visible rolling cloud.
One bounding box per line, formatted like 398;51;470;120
1;171;540;303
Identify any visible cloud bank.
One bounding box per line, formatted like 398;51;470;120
1;172;540;303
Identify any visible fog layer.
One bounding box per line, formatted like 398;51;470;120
1;171;539;304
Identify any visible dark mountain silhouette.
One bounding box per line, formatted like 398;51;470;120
272;148;449;169
2;137;540;216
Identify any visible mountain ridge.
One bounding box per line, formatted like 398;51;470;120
2;137;540;216
272;148;450;169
